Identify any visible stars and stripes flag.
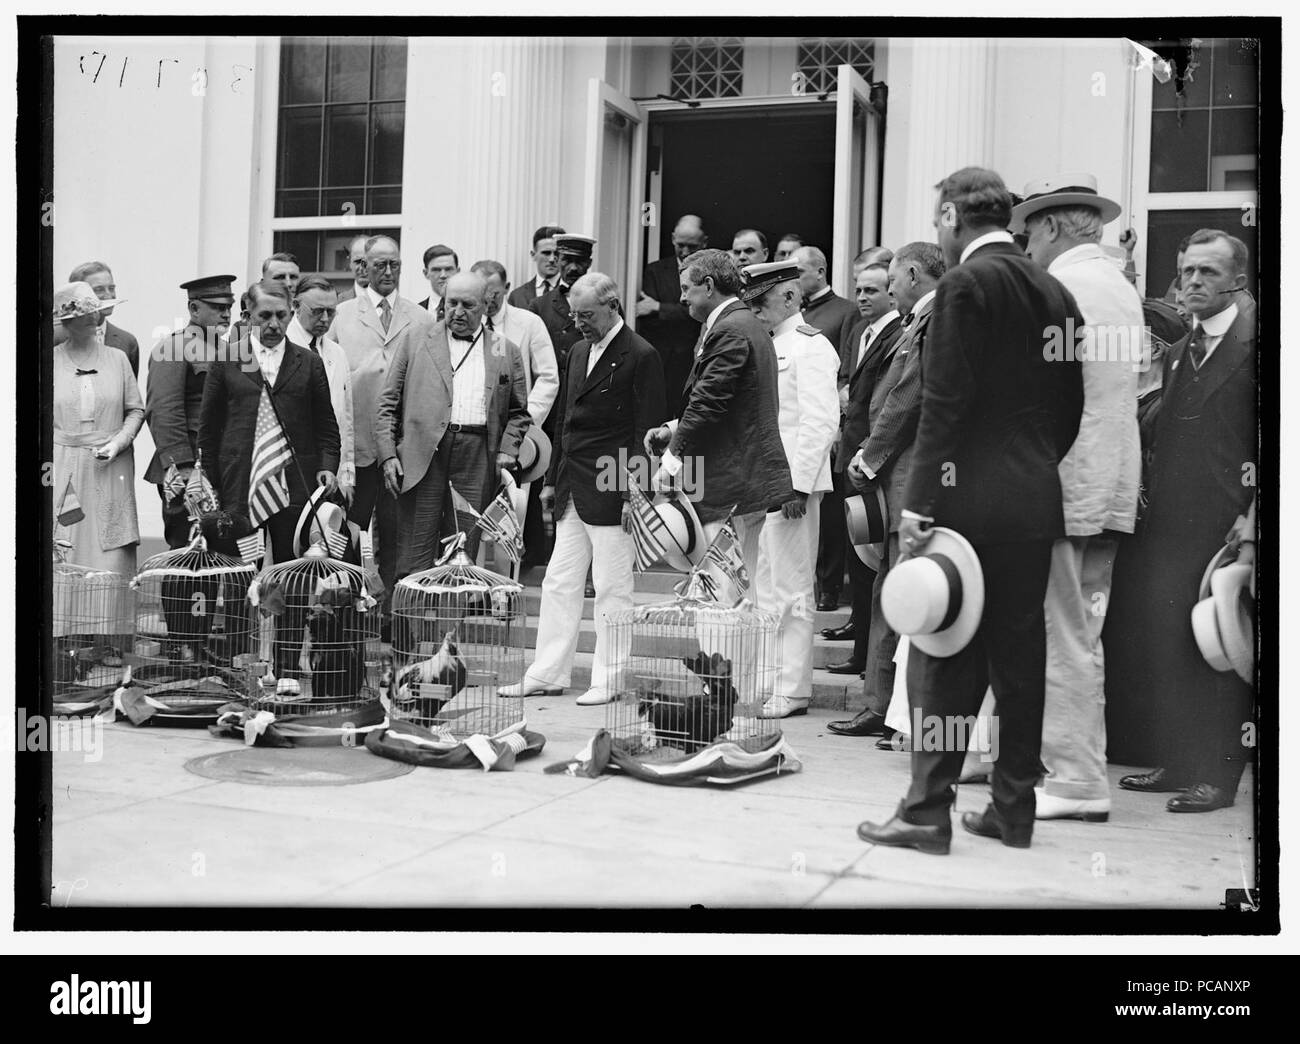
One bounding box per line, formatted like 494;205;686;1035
699;514;749;598
448;483;482;536
236;529;265;567
625;469;670;572
322;526;349;559
183;457;219;520
248;387;292;528
475;488;524;564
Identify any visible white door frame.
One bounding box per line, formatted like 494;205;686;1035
832;64;880;300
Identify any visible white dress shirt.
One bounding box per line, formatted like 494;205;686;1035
533;274;555;298
449;324;488;426
366;285;397;321
856;308;901;370
491;301;559;426
1189;301;1239;369
251;332;284;385
587;317;625;376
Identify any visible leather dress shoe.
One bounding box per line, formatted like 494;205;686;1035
826;659;866;675
1166;782;1235;813
827;709;885;736
819;623;856;641
961;807;1032;848
876;732;908;751
857;815;951;855
816;593;841;612
1118;767;1189;793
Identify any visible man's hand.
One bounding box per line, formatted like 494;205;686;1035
846;452;874;492
382;457;403;497
496;451;514;473
635;292;660;319
621;500;634;534
539;485;556;513
781;492;808;520
644;424;672;455
337;474;355;506
838;385;850;413
315;470;337;495
898;515;934;561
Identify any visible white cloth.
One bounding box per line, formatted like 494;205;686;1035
491;302;559;426
250;332;283;385
525;504;635;690
856;308;901;371
770;312;840;495
1190;301;1239;368
449;327;487;426
1048;242;1143;535
960;230;1015;264
287;316;355;488
755;491;822;703
886;636;996;772
587;317;625;376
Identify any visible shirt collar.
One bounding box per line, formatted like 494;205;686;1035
287;315;311;345
491;301;509;326
366;285;396;310
868;309;900;337
537;273;553;293
772;313;803;339
250;332;282;355
910;289;937;316
705;296;737;333
1047;242;1106;273
808;286;833;304
1194;301;1239;339
592;317;625;353
960;230;1015;264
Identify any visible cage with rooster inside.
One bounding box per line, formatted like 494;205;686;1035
52;549;134;716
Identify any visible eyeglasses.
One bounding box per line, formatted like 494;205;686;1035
350;258;367;267
370;260;401;271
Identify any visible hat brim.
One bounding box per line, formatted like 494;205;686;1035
1009;193;1122;234
293;486;334;558
1211;563;1254;682
845;488;889;571
513;426;552;484
1191;597;1232;672
653;491;707;572
907;527;984;659
1198;543;1236;600
57;297;123;321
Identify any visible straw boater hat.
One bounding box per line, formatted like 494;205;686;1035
880;527;984;658
54;281;124;322
1008;172;1122;234
844;487;890;571
512;426;552;485
1191;547;1254;683
293;485;361;559
652;490;707;572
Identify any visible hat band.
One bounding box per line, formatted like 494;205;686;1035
929;552;964;631
1022;185;1101;203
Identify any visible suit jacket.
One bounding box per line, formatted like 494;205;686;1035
529;284;585;369
802;288;860;361
374;322;531;492
104;321;139;377
418;296;447;321
329;292;436;469
770;315;840;495
837;313;903;468
669;300;793;521
546;323;667;526
902;241;1085;544
858;299;936;531
197;336;341;521
144;322;215;484
286;319;355;487
638;254;700;419
508;277;551;311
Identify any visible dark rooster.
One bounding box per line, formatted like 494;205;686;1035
639;651;739;750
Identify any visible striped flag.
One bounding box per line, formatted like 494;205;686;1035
476;488;523;564
57;481;85;527
248;387;292;527
183;458;219;520
236;530;265;567
625;469;670;572
162;463;187;504
448;483;482;536
322;527;349;559
699;516;749;598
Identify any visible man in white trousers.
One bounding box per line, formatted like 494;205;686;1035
742;260;841;717
500;273;667;705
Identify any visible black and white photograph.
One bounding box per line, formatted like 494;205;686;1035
16;11;1280;943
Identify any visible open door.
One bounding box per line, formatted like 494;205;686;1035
583;79;647;328
832;64;882;299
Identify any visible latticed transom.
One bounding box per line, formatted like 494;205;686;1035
796;37;875;96
669;37;745;100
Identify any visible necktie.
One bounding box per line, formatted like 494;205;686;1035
902;311;917;328
379;298;392;334
486;316;495;331
309;336;319;354
1188;325;1208;369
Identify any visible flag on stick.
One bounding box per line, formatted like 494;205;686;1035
323;527;349;559
697;515;749;599
162;463;187;504
476;487;524;564
236;530;265;567
448;483;482;536
57;482;85;527
248;387;292;527
183;456;219;520
625;470;670;572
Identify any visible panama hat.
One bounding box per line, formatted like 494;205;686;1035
845;487;889;571
880;526;984;658
653;490;707;572
54;281;123;322
293;485;360;560
512;425;552;485
1191;546;1254;681
1008;172;1122;234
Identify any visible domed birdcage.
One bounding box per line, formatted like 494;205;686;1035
127;536;257;725
52;543;134;713
388;534;526;740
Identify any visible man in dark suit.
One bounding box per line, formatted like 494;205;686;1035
57;262;141;375
646;248;793;582
503;271;667;705
338;234;370;303
417;244;458;317
145;274;236;548
530;234;595;372
1119;229;1256;813
197;280;340;562
508;225;566;309
376;271;531;575
795;246;859;358
830;242;945;737
635;214;705;419
823;260;903;673
858;167;1084;854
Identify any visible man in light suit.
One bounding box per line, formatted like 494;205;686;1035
1120;229;1256;813
636;214;705;419
858;167;1084;854
503;272;666;705
1012;174;1143;823
330;235;435;627
646;248;793;583
55;262;141;376
744;261;840;718
286;274;356;507
831;241;945;738
507;225;566;309
376;271;531;575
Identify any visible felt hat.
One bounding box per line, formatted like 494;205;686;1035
845;486;890;571
740;260;800;302
653;490;708;572
54;281;123;322
512;425;552;485
880;527;984;658
1009;172;1122;234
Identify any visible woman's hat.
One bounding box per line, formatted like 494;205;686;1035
54;281;123;322
293;485;360;559
512;426;552;484
653;490;707;572
880;527;984;658
845;487;889;571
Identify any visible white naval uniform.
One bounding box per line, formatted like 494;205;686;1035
754;312;840;703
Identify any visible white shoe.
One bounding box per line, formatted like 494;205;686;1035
759;695;809;719
576;687;613;706
1034;788;1110;822
498;674;563;698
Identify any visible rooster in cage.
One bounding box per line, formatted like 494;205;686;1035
386;631;469;718
638;651;740;749
301;577;367;701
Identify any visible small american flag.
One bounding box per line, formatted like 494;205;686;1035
183;457;219;520
448;482;482;535
236;529;265;566
476;488;523;564
625;470;670;572
57;482;85;527
699;515;749;598
322;527;349;559
248;386;292;527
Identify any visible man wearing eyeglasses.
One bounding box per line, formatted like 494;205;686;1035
508;225;566;309
330;235;435;634
338;234;370;302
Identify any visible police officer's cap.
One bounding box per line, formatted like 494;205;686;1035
740;260;800;302
180;275;237;304
554;234;597;260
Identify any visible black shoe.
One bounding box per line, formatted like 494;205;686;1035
816;594;840;612
819;623;856;641
961;807;1032;848
857;815;951;855
1118;767;1189;793
827;710;886;736
876;731;908;752
826;659;866;675
1166;782;1235;813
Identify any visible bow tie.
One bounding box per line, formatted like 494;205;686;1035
75;368;97;376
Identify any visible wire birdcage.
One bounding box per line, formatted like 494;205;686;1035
244;545;383;717
604;589;781;759
389;534;526;739
52;549;134;707
129;538;257;723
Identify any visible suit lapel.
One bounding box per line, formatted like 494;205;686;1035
272;341;302;394
356;292;388;343
576;327;630;399
427;323;454;394
1188;318;1253;404
481;327;502;403
852;316;899;385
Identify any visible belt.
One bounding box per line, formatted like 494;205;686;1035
446;423;487;434
54;430;116;447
